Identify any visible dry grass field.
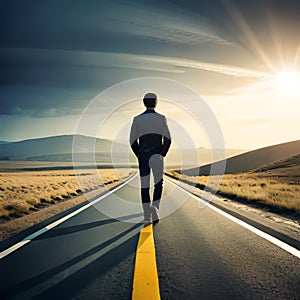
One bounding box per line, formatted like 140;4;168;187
0;168;133;221
172;173;300;212
167;156;300;213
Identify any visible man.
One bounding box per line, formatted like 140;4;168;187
130;92;171;225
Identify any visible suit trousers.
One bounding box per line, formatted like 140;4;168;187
138;153;164;220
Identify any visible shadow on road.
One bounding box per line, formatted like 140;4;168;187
35;212;143;239
1;217;142;300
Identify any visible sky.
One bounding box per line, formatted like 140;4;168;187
1;0;300;149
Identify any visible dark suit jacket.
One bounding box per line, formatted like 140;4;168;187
130;109;171;157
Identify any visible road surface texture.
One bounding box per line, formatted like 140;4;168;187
0;175;299;299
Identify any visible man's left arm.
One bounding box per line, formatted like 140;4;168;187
160;116;171;157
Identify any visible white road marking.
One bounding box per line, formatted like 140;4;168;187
167;178;300;259
0;173;137;260
0;240;30;259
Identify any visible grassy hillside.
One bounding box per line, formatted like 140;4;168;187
182;139;300;175
168;153;300;213
253;154;300;180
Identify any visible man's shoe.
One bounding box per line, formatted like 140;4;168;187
151;205;160;225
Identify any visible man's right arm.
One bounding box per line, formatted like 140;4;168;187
129;118;139;157
131;140;139;158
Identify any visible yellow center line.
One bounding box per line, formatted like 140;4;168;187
132;224;160;300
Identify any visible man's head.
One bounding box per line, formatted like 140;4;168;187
143;92;158;109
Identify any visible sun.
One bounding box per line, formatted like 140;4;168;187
274;70;300;93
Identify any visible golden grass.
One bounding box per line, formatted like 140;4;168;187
0;168;133;220
166;171;300;212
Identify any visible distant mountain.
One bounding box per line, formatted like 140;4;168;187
0;135;131;162
182;139;300;175
0;134;246;165
165;147;246;168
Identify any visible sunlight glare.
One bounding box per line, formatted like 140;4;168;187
275;70;300;93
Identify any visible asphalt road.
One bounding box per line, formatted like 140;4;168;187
0;176;299;300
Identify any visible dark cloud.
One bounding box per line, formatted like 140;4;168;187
0;0;299;121
0;0;232;53
0;85;88;116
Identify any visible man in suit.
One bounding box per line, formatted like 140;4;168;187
130;93;171;225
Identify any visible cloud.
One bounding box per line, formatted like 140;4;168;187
225;80;273;95
73;50;268;78
0;0;233;54
0;84;89;117
0;47;268;82
143;55;269;78
233;115;272;125
60;49;273;78
113;12;233;47
0;47;272;118
98;1;234;48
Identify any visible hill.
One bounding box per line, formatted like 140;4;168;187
0;135;130;162
165;147;245;168
182;139;300;176
0;135;245;165
252;154;300;181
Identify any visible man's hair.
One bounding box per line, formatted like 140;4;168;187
143;92;157;108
